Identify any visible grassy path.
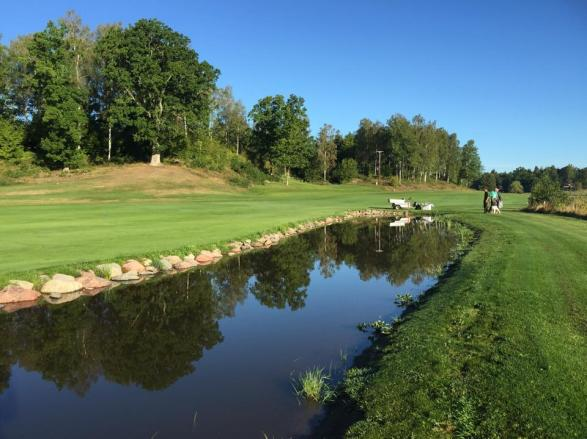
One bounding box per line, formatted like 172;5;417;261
344;210;587;438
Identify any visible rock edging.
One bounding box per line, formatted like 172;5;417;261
1;209;394;311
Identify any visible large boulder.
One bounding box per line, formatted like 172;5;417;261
0;285;41;304
76;271;112;289
41;279;83;294
122;259;145;273
96;263;122;279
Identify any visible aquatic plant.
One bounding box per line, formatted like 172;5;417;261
358;317;403;335
293;367;335;403
395;293;414;307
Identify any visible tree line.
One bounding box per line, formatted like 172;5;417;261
0;11;482;186
477;164;587;193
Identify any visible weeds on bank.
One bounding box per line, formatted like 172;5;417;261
357;317;402;335
292;367;335;403
395;293;415;307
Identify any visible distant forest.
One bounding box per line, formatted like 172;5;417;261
0;12;583;190
478;165;587;193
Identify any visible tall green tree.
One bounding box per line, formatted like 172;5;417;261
459;140;482;187
26;20;88;168
249;94;313;184
316;123;337;182
211;85;249;155
98;19;218;161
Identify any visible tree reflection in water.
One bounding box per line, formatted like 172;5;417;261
0;218;458;395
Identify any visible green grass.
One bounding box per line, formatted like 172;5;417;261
2;168;586;436
342;207;587;437
293;366;335;403
0;171;489;285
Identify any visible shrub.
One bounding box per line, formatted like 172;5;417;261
509;180;524;193
230;156;268;185
335;158;359;183
529;176;569;208
228;175;252;188
388;175;401;187
183;138;232;171
0;119;29;163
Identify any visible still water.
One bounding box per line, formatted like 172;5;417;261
0;218;459;438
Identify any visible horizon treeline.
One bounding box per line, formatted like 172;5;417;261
2;12;575;189
477;164;587;193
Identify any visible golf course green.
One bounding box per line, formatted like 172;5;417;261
1;168;586;437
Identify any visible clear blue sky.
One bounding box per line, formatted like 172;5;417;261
2;0;586;171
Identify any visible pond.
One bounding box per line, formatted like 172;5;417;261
0;217;461;438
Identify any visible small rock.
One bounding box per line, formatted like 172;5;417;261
76;271;112;289
122;259;146;273
211;249;222;258
183;254;195;262
0;285;41;304
39;274;51;283
173;260;198;270
41;279;83;294
163;255;182;265
196;252;214;264
52;273;76;282
111;271;140;281
141;258;152;266
96;263;122;278
9;280;34;290
158;259;173;271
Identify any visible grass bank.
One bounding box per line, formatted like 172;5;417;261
335;208;587;437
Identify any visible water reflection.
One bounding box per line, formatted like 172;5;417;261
0;218;458;437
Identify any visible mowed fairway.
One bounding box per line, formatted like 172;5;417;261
0;165;484;283
2;166;587;436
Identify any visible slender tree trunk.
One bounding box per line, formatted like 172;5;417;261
236;132;240;155
323;168;327;182
108;124;112;161
183;115;188;139
286;168;290;186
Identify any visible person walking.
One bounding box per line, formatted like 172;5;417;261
483;189;490;213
